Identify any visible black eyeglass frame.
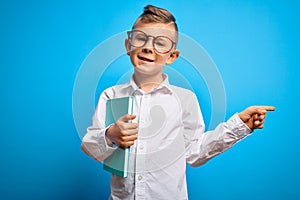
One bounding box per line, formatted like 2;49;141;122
127;30;177;54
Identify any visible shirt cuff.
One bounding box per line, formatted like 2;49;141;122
103;125;118;149
226;113;252;138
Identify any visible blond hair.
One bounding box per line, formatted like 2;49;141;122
132;5;178;32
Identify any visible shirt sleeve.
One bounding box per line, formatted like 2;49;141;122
183;93;252;167
81;89;117;162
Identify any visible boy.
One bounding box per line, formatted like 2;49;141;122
81;5;275;200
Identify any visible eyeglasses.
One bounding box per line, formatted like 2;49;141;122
127;30;176;54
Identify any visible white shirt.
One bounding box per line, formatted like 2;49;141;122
81;75;252;200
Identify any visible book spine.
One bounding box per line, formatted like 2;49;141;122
128;97;133;122
124;97;133;177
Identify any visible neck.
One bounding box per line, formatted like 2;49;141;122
133;71;164;92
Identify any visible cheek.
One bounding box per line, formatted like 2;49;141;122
156;54;171;63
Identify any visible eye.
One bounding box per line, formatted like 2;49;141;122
155;39;167;47
155;37;171;47
135;34;147;42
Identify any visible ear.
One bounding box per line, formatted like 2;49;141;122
166;49;180;65
125;38;131;55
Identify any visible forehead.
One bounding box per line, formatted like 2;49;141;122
133;22;177;39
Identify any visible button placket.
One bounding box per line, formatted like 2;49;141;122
134;93;147;199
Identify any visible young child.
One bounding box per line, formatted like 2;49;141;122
81;5;275;200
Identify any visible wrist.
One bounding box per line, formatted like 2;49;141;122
237;113;253;132
238;112;245;122
105;125;117;147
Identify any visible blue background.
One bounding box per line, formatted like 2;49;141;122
1;0;299;199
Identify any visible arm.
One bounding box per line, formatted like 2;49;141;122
81;92;117;162
81;91;138;162
184;93;275;167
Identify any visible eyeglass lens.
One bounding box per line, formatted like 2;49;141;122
129;30;174;53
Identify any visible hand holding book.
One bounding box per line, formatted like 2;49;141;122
103;96;135;177
106;114;139;148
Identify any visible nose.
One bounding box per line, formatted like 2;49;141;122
142;37;154;53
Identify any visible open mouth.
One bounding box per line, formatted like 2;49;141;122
138;55;154;62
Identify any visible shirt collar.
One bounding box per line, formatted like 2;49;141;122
119;74;173;95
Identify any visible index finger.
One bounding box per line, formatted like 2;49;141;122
258;106;276;111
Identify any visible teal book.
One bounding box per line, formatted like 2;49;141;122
103;96;134;178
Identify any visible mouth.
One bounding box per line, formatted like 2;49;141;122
138;55;154;62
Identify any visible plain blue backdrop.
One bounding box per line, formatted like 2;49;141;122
1;0;299;199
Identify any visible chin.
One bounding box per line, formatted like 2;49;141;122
134;64;164;75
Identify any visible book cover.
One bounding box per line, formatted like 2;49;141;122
103;96;134;178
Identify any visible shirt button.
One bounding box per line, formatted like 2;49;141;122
138;176;143;180
140;145;144;150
